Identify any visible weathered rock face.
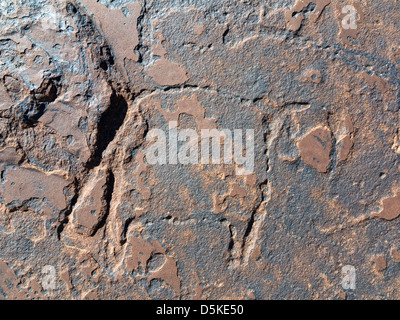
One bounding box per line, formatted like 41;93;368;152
0;0;399;300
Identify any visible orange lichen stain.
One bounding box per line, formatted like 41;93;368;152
155;95;217;130
285;0;331;31
372;255;387;272
79;0;141;63
298;126;332;173
135;150;151;200
336;2;364;45
373;192;400;221
146;37;188;86
126;236;181;296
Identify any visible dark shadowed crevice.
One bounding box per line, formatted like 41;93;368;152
292;2;317;18
222;26;230;44
86;91;128;169
120;216;134;245
57;178;80;240
227;224;235;252
241;209;256;250
91;169;115;236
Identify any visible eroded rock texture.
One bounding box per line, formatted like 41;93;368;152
0;0;399;300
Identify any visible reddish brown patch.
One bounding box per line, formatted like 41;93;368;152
83;289;98;300
251;246;269;271
60;267;73;291
372;255;387;272
285;0;331;31
0;166;70;211
373;192;400;221
213;182;247;214
0;147;22;170
362;71;391;95
298;126;332;173
336;2;364;45
146;37;188;86
126;236;181;296
0;83;13;110
80;0;141;63
156;95;216;130
338;135;353;162
391;248;400;263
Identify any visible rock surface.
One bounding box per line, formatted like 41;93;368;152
0;0;399;299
